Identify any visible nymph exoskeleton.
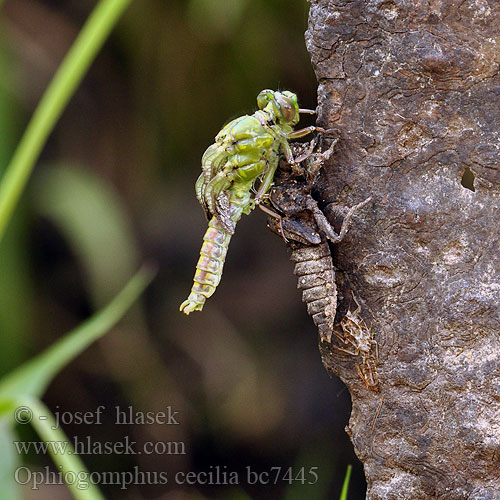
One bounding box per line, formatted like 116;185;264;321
267;140;372;342
338;297;380;392
180;90;323;314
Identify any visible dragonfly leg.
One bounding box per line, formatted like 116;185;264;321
254;155;279;204
259;204;288;243
287;126;338;140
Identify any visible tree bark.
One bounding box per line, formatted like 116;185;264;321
304;1;500;498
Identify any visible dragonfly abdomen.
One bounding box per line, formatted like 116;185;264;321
180;216;232;314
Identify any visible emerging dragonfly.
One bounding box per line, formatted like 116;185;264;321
180;89;324;314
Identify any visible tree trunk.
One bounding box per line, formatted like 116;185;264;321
304;1;500;498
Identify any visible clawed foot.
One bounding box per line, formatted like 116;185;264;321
259;204;289;242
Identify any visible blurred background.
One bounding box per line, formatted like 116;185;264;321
0;0;366;498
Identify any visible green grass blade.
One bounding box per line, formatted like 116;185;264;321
0;264;155;401
20;398;105;500
339;464;352;500
0;0;133;242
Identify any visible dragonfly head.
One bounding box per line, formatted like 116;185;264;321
257;90;300;126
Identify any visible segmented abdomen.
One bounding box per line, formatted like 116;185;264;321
291;242;337;342
180;216;232;314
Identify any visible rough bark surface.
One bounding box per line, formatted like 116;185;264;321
303;1;500;498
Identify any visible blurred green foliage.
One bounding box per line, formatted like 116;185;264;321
32;165;139;307
0;1;153;498
0;33;32;374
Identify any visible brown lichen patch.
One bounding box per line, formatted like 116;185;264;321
378;2;399;20
396;122;432;156
445;115;475;140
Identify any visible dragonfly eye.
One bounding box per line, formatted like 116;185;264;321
276;94;296;123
